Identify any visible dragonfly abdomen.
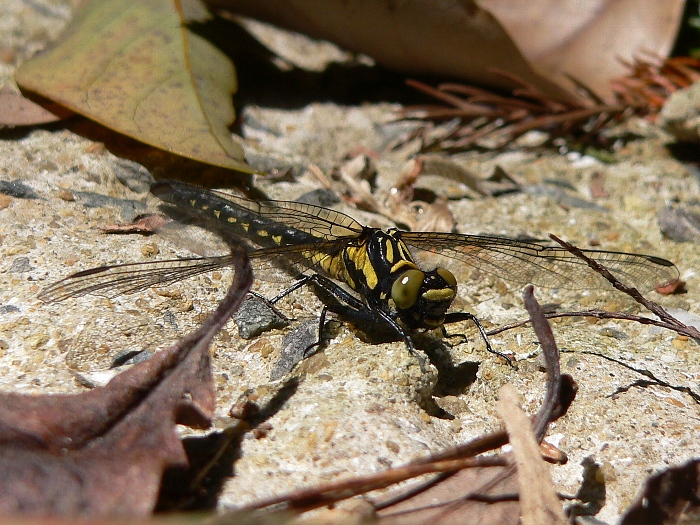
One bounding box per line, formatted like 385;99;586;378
152;181;318;249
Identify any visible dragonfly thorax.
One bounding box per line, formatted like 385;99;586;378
356;228;459;331
390;267;457;330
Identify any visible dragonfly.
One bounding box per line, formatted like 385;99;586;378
39;180;680;365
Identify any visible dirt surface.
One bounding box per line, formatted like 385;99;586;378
1;4;700;523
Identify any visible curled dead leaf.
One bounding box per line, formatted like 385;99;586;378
0;87;72;127
212;0;684;102
0;246;253;516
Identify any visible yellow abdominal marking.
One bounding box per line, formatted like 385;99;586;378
361;263;378;290
228;217;237;223
346;245;378;290
213;210;220;218
257;230;269;237
397;241;413;260
272;235;282;245
310;252;328;265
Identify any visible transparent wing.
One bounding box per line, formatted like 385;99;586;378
38;256;237;302
37;238;357;303
40;179;368;303
41;179;678;303
401;231;679;291
228;197;365;240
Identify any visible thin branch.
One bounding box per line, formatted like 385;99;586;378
549;234;699;340
487;309;700;341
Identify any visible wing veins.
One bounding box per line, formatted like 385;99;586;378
202;189;364;239
402;231;678;290
39;236;358;303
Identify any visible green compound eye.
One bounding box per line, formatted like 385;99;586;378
436;267;457;288
391;269;425;310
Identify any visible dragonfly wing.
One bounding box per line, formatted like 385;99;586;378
38;255;237;303
38;237;357;303
402;232;679;291
247;238;357;278
242;199;365;239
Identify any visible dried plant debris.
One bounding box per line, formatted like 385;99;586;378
14;0;254;173
0;86;73;127
399;75;628;152
612;56;700;113
497;384;567;525
0;246;252;516
620;459;700;525
157;379;300;513
400;58;700;152
98;213;172;234
488;235;695;347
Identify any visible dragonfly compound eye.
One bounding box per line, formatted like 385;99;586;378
391;269;425;310
436;267;457;289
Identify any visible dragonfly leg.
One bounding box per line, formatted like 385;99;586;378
311;275;428;372
443;312;514;367
268;275;319;304
302;304;329;359
274;273;428;372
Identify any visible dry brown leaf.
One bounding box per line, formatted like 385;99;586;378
0;246;252;516
15;0;254;173
214;0;575;102
212;0;684;102
98;213;172;235
483;0;685;101
620;459;700;525
0;87;73;127
378;467;520;525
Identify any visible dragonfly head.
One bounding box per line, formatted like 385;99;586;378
391;267;457;330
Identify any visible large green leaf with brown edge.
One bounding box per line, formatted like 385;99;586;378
15;0;254;174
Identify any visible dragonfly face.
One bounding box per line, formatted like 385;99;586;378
389;266;458;330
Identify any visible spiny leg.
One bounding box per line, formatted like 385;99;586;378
272;273;428;372
443;311;514;367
